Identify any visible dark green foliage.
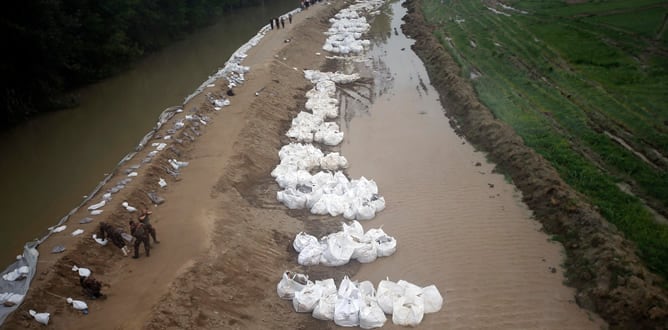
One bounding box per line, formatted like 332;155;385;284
0;0;263;127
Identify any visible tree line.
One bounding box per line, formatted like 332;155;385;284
0;0;263;128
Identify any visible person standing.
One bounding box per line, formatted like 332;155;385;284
139;209;159;244
129;220;150;259
281;16;285;29
270;18;274;30
275;17;280;29
289;13;293;24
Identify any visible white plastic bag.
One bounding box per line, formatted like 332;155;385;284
293;283;324;313
334;296;360;327
29;310;50;325
312;293;337;320
392;295;424;327
422;285;443;314
67;297;88;311
359;296;387;329
320;232;356;267
298;243;324;266
276;271;310;300
72;265;91;278
352;240;378;263
376;280;403;314
93;234;108;246
293;232;318;253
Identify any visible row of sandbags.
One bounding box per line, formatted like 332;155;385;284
273;70;385;221
293;220;396;266
322;0;384;55
277;272;443;328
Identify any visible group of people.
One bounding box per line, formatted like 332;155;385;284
300;0;322;10
81;209;160;298
269;14;292;30
96;209;159;259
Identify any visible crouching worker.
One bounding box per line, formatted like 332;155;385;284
129;220;150;259
80;275;104;299
97;221;129;256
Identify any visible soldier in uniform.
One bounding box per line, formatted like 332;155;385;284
97;221;129;256
138;209;159;244
79;275;104;299
129;220;150;259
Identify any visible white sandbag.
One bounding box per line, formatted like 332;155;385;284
320;152;348;170
87;200;106;211
334;295;360;327
313;293;337;321
352;240;378;263
370;195;386;212
0;293;24;306
358;280;376;298
342;220;364;238
91;210;103;215
2;266;29;281
359;296;387;329
397;280;424;299
276;271;311;300
355;202;376;220
71;229;84;236
92;234;108;246
67;297;88;311
392;295;424;327
51;225;67;233
277;188;307;209
333;276;361;326
293;283;324;313
298;243;324;266
316;278;337;297
320;232;356;267
375;235;397;257
364;228;396;257
376;280;403;314
422;285;443;314
72;265;91;278
293;232;319;253
29;310;50;325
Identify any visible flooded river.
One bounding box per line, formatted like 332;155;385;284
0;0;297;266
339;1;602;328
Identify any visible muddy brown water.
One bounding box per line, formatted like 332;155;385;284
336;1;604;328
0;0;297;266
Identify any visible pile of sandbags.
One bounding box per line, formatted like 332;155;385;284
273;70;385;221
277;273;443;328
293;221;396;266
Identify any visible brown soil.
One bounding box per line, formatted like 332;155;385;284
401;0;668;329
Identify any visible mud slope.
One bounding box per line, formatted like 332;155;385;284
402;0;668;328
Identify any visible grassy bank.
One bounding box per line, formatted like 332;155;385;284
419;0;668;279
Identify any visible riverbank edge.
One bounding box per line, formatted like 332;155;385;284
401;0;668;328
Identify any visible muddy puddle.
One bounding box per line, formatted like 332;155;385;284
334;1;603;328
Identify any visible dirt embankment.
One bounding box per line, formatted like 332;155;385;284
401;0;668;328
1;2;352;329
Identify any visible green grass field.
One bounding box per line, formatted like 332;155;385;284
421;0;668;279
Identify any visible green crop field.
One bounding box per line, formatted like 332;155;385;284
420;0;668;279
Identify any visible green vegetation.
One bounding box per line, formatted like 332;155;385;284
421;0;668;278
0;0;265;128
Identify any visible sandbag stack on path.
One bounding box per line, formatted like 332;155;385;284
292;221;397;266
272;70;386;221
277;273;443;328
